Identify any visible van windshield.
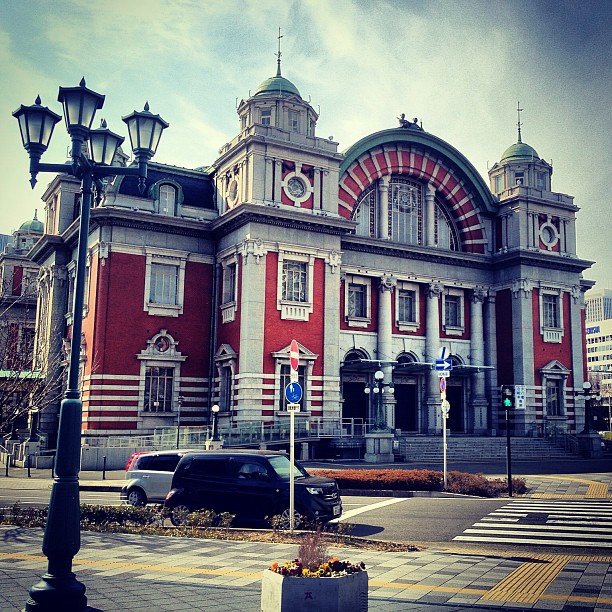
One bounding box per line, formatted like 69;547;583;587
267;455;309;480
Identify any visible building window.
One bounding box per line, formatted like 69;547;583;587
494;174;503;193
219;365;233;412
279;364;306;411
445;295;461;327
159;184;177;216
389;179;422;245
354;186;376;237
150;263;178;305
434;205;458;250
348;283;366;318
288;110;299;132
398;288;417;323
443;290;464;334
546;379;562;417
144;366;174;412
222;262;236;304
261;108;271;125
277;251;315;321
540;288;564;343
143;248;188;317
542;293;559;328
537;171;547;190
282;260;307;303
514;171;524;186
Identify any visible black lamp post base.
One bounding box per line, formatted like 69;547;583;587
26;572;87;611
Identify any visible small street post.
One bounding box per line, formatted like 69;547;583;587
501;385;515;497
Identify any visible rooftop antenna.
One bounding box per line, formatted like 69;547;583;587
276;27;283;77
516;101;524;143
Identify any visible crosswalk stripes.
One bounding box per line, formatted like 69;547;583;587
453;498;612;548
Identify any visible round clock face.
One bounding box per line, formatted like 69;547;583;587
287;177;306;198
154;336;170;352
540;223;558;247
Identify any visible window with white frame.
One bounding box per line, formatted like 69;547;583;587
260;108;271;125
159;184;177;216
443;290;464;334
277;251;315;321
389;179;422;244
144;366;174;412
354;186;376;237
138;330;185;416
222;262;237;304
396;282;419;330
219;365;233;412
539;288;564;343
150;263;178;305
143;249;188;317
545;379;562;417
288;110;299;133
282;260;307;302
344;276;371;327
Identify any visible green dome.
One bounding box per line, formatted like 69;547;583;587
254;75;301;98
500;141;539;163
19;213;44;234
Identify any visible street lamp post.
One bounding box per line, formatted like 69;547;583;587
364;369;394;431
14;79;167;611
211;404;221;441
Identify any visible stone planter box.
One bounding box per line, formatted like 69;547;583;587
260;569;368;611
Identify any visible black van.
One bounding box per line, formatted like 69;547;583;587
164;450;342;527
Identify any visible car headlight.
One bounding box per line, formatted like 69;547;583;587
305;486;324;495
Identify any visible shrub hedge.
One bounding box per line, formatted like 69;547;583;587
309;468;527;497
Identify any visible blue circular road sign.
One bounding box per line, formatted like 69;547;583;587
285;382;303;403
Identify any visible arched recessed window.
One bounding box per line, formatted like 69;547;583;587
353;176;459;251
159;184;177;216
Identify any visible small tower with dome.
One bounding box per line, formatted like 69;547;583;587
214;31;341;215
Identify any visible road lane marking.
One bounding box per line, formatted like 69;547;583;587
332;497;406;522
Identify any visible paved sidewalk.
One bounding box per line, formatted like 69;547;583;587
2;464;612;610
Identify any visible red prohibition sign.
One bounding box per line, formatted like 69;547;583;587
290;339;299;371
439;377;447;393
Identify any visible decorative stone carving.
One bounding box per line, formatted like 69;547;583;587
471;287;488;303
241;238;266;264
511;278;531;298
328;250;341;273
426;282;443;298
379;276;397;292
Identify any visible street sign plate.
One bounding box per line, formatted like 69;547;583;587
435;359;452;371
514;384;526;410
285;382;303;404
287;403;301;412
438;370;450;378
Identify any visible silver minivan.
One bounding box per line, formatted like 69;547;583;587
121;450;193;506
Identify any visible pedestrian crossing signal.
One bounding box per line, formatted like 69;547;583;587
501;385;514;409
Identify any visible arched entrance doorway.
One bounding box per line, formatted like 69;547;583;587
393;353;420;432
341;351;369;424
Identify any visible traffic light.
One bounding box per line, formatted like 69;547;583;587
501;385;514;409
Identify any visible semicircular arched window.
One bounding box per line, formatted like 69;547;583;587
352;176;459;251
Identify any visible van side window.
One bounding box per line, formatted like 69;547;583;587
235;461;269;480
190;458;227;477
150;455;182;471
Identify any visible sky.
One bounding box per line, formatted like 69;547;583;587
0;0;610;288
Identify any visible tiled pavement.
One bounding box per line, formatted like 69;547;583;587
2;466;612;610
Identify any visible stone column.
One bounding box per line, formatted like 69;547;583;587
425;282;443;433
377;176;390;239
484;292;498;432
264;157;274;204
274;160;283;204
424;183;436;247
470;288;488;433
378;276;396;428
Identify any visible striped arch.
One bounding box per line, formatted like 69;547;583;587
338;132;496;254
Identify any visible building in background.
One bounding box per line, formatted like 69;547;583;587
585;288;612;431
0;214;43;433
27;60;593;453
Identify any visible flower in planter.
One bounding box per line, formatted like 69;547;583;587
269;557;365;578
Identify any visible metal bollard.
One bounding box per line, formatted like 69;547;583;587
27;454;31;478
4;456;8;477
102;455;107;480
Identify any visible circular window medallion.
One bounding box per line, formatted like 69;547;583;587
154;336;170;352
226;179;239;208
287;177;306;198
539;222;559;248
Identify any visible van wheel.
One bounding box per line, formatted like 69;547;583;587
170;504;191;526
126;488;146;506
277;508;303;530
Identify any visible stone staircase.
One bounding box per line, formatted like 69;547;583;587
398;435;576;463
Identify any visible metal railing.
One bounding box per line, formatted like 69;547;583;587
82;418;374;449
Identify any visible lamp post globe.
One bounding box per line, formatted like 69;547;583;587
14;79;167;612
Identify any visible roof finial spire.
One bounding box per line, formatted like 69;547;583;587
276;27;283;77
516;101;524;144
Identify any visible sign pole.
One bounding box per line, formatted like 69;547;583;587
443;409;447;489
506;407;513;497
289;406;295;532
